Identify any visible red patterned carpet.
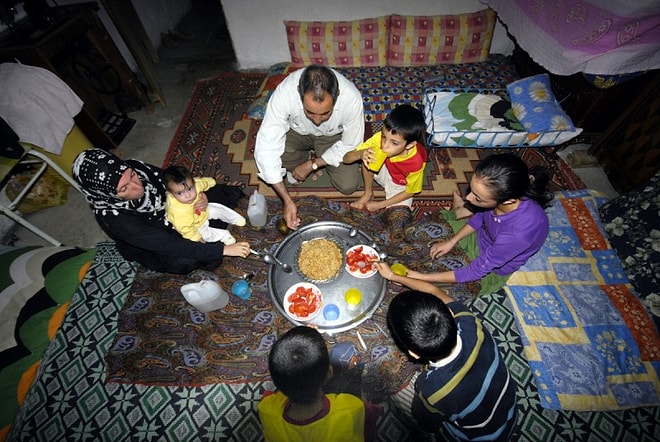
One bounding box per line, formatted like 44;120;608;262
164;71;585;203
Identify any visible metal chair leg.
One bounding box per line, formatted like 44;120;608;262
25;148;82;192
1;147;82;245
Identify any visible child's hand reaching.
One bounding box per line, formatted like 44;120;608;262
430;239;456;259
373;261;393;280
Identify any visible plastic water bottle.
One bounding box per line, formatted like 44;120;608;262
180;280;228;312
247;190;267;227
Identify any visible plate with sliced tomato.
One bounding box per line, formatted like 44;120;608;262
345;245;379;278
284;282;323;321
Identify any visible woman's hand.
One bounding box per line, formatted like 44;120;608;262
193;191;209;213
223;241;251;258
430;239;455;259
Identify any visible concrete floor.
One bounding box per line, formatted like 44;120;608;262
0;1;619;248
555;143;619;198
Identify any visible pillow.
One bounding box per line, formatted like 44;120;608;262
387;9;496;67
423;91;527;147
507;73;577;132
247;62;298;120
284;16;390;68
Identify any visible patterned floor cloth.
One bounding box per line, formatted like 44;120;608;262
334;55;521;123
104;196;477;388
163;70;585;201
0;246;96;441
10;243;660;441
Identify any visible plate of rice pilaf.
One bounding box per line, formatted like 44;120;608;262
296;238;343;282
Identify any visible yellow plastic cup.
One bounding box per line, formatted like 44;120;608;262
344;288;362;311
367;147;388;172
391;263;408;276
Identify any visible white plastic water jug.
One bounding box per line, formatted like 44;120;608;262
180;280;228;313
247;190;267;227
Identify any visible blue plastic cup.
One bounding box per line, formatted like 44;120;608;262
231;279;251;300
323;303;340;321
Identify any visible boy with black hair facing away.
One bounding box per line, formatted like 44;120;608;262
163;165;246;245
344;104;428;211
258;326;379;441
373;261;518;441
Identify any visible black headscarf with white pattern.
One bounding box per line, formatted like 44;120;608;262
72;148;166;219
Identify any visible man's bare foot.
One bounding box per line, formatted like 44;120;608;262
452;189;464;209
452;190;472;219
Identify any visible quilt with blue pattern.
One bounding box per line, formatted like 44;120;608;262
504;190;660;411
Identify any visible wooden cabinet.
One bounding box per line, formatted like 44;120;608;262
588;71;660;194
0;2;151;149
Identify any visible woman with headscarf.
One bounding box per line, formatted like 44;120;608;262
73;148;251;273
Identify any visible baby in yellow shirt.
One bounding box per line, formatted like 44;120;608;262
163;166;245;244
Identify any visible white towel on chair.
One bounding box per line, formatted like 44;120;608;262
0;63;83;155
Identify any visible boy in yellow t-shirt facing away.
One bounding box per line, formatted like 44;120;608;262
258;326;381;442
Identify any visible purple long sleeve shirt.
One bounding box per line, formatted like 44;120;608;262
454;198;549;283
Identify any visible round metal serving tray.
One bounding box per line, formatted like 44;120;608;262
268;221;386;334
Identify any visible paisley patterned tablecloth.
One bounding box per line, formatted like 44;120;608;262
104;196;477;397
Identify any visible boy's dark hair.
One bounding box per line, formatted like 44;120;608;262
269;326;330;405
475;153;554;208
163;165;192;189
386;290;457;365
383;104;426;147
298;65;340;103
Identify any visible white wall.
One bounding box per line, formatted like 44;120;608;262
221;0;514;70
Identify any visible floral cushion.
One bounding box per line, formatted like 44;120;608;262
507;73;577;132
284;16;390;68
387;9;496;67
599;171;660;327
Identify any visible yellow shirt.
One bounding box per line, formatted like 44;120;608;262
355;131;426;194
166;177;216;241
258;391;365;442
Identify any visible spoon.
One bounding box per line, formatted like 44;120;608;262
370;243;388;261
250;249;293;273
262;252;293;273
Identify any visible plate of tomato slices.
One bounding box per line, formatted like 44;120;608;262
284;282;323;321
345;245;379;278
